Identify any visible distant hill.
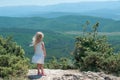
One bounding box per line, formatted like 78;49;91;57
0;16;120;59
0;15;120;32
0;1;120;20
0;28;74;59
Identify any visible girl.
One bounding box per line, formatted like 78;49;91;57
31;32;46;76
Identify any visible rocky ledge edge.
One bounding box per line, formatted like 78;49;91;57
27;69;120;80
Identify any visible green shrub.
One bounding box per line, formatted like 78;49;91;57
73;22;120;75
0;36;29;78
45;56;75;69
46;56;60;69
101;54;120;74
79;52;104;71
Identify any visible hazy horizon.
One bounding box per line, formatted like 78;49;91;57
0;0;119;7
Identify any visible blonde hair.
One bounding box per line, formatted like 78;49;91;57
30;32;44;46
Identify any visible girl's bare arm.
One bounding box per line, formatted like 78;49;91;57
42;42;46;57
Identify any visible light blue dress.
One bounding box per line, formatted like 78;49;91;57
32;41;44;64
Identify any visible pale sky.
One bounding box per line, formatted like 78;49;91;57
0;0;119;7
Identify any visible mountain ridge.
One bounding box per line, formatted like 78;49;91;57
0;15;119;32
0;1;120;20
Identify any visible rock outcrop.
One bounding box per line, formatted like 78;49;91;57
27;69;120;80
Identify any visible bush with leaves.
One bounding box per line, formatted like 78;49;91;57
0;36;29;78
73;21;120;75
101;53;120;75
45;56;75;69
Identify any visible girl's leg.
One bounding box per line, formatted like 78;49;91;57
41;64;46;76
37;64;41;75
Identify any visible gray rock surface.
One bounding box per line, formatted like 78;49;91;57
27;69;120;80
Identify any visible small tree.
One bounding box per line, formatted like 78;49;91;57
73;21;120;74
0;36;29;78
